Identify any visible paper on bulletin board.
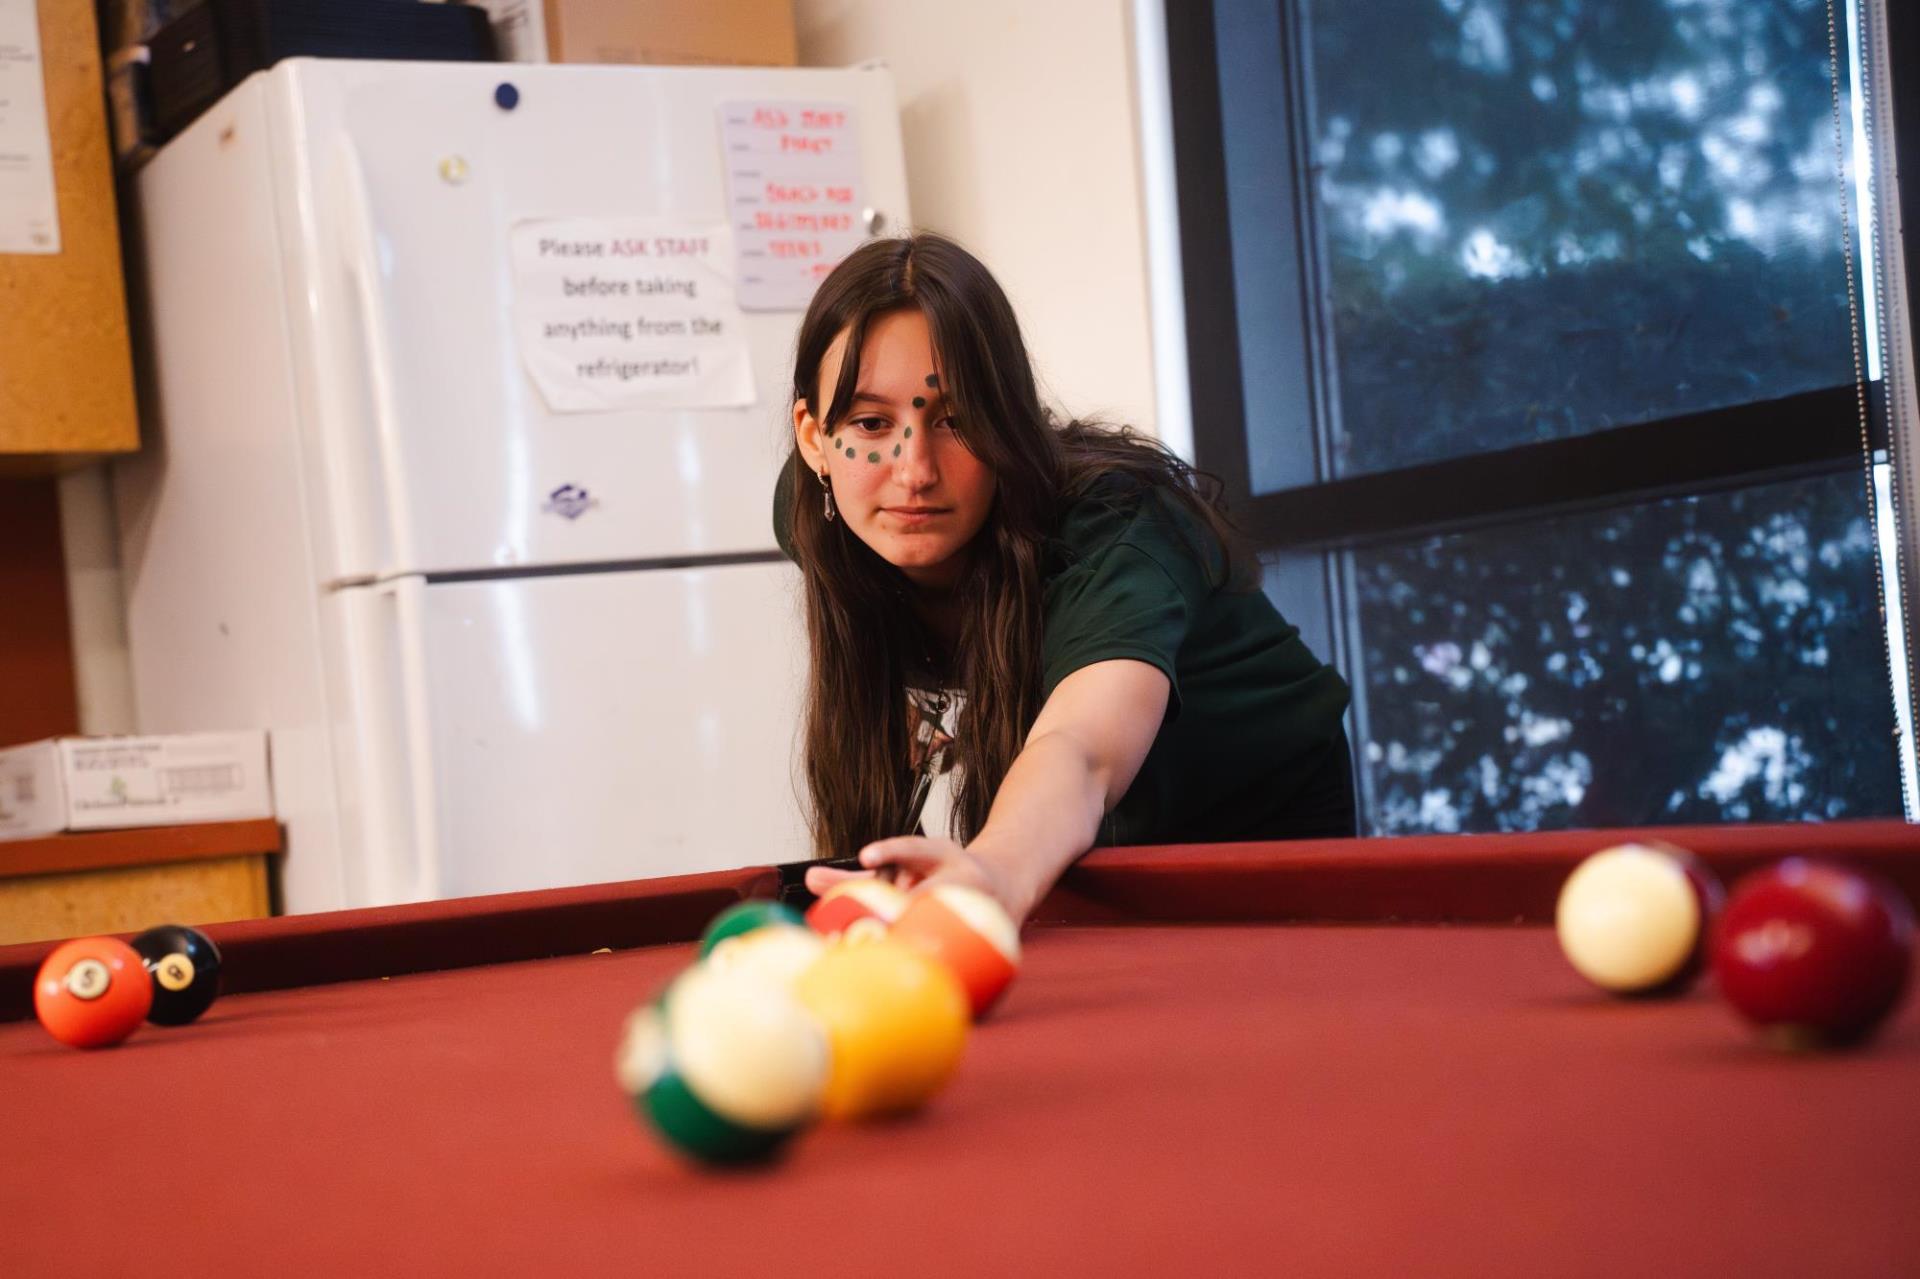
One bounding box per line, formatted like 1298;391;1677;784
0;0;60;254
719;101;867;311
509;217;756;414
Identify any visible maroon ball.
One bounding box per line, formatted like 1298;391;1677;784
1711;859;1915;1048
1649;843;1725;995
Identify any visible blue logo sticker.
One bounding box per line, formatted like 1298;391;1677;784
543;484;600;521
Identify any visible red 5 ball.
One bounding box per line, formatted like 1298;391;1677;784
131;924;224;1025
34;937;152;1048
1711;859;1915;1049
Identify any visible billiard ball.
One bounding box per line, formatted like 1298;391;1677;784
704;924;826;991
615;964;829;1165
890;884;1022;1018
1711;859;1914;1049
806;878;910;940
697;900;806;958
792;937;968;1120
1556;843;1723;995
130;924;223;1025
34;937;153;1049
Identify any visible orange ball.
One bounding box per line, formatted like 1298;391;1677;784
891;885;1022;1018
34;937;153;1049
792;938;968;1120
806;878;910;939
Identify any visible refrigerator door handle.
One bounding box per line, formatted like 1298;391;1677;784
382;575;444;902
328;142;419;572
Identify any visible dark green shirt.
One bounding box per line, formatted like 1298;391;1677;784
770;464;1352;844
1042;475;1351;845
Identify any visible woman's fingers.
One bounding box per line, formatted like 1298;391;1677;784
804;844;1020;926
858;836;966;876
804;864;864;895
809;838;985;909
801;858;931;900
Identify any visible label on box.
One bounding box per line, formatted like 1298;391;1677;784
719;101;867;311
60;733;273;831
0;733;272;839
0;0;61;254
509;216;756;414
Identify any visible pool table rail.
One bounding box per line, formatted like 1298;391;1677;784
4;819;1914;1021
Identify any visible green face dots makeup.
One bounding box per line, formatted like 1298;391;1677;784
820;372;936;471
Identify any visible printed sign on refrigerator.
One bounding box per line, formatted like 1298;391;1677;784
510;217;755;414
719;101;867;311
0;0;61;254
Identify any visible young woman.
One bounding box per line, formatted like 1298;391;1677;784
779;234;1352;923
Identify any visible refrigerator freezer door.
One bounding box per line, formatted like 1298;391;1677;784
269;60;910;580
332;560;813;904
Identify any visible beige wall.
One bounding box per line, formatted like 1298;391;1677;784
796;0;1157;433
59;466;136;735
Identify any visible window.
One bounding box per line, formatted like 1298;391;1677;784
1160;0;1917;833
1352;471;1893;832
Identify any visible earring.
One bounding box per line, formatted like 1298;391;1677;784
818;468;836;522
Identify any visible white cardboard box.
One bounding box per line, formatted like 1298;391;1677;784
0;732;273;841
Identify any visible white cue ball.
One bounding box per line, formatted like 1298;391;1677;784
1555;844;1703;994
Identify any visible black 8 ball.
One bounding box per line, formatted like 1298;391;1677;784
130;925;223;1025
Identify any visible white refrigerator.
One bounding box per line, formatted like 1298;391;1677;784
114;60;910;914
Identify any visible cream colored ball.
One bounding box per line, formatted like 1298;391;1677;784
657;964;830;1129
705;924;828;991
1556;844;1702;993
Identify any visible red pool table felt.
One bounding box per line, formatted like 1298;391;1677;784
3;821;1916;1277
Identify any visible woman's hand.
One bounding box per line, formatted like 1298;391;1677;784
802;836;1028;923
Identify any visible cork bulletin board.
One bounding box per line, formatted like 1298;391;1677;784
0;0;137;465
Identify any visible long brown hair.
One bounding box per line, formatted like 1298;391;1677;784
783;233;1244;857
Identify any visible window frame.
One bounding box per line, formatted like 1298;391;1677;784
1165;0;1904;546
1158;0;1920;830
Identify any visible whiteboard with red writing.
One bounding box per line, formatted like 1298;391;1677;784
719;101;867;311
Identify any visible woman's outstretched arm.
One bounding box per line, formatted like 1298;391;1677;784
804;659;1170;922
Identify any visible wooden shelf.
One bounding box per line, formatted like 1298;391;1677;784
0;819;282;878
0;822;283;944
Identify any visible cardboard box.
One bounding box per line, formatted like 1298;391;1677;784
0;733;273;841
477;0;796;67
